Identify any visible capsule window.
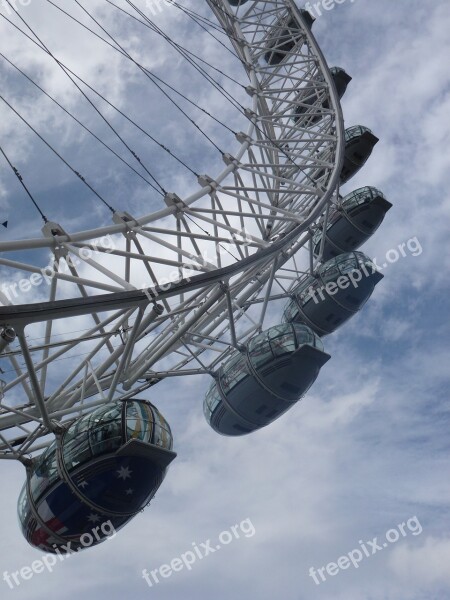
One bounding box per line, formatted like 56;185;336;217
90;417;122;456
205;385;221;414
338;258;357;275
249;340;273;369
221;358;248;392
283;302;296;321
63;432;92;470
153;411;172;449
17;486;28;522
321;267;340;284
298;283;316;303
270;333;296;356
30;448;59;501
127;402;152;442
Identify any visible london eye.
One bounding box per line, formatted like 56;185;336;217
0;0;390;551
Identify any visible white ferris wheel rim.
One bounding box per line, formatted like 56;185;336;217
0;0;344;455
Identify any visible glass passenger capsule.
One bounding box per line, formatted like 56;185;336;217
293;67;352;126
283;251;383;336
264;10;315;65
330;66;352;99
18;399;176;554
204;323;330;436
313;187;392;261
229;0;249;5
340;126;379;184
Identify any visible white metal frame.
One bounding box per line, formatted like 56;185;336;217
0;0;343;459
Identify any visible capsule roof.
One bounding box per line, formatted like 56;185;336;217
341;126;379;184
247;322;325;358
317;250;378;281
298;8;315;28
312;186;392;260
330;67;352;99
341;186;392;213
345;125;377;143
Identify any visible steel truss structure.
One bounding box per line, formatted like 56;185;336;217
0;0;344;460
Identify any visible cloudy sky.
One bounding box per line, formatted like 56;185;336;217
0;0;449;599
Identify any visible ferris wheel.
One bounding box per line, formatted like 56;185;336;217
0;0;389;552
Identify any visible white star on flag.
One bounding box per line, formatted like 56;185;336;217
125;488;134;495
87;513;101;523
116;465;132;480
79;480;88;489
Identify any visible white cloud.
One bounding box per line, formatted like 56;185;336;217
389;536;450;587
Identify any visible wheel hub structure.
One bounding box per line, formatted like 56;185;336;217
0;0;344;460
